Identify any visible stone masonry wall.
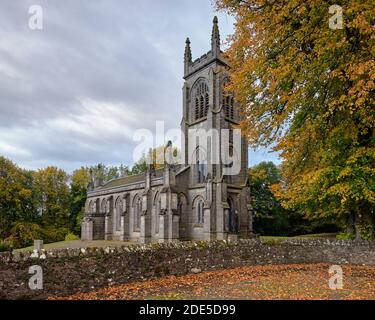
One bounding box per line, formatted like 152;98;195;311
0;239;374;299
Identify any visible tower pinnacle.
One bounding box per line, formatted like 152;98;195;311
211;16;220;55
184;37;192;74
184;37;192;63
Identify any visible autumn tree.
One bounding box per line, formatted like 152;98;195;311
131;145;180;175
216;0;374;238
0;156;38;245
33;167;70;231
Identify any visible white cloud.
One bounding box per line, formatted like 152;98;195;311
0;141;31;158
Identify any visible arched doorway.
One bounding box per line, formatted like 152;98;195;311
228;197;238;234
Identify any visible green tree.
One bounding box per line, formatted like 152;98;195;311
119;164;130;177
88;163;131;183
131;156;147;175
250;162;341;236
70;167;90;235
250;162;289;235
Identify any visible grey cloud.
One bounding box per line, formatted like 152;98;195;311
1;0;278;172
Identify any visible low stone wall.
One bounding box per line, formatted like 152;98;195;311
0;239;374;300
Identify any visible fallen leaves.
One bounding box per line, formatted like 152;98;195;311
50;263;375;300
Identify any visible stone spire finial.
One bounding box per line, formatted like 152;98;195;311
211;16;220;56
184;38;192;63
184;37;192;75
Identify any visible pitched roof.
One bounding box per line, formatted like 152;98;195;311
97;169;164;190
101;174;144;188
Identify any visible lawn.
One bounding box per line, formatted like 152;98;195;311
260;233;338;240
51;263;375;300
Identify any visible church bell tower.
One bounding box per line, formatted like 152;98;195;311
181;17;252;240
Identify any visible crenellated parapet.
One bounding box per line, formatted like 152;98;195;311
183;16;229;80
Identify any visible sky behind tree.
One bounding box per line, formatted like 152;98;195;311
0;0;279;172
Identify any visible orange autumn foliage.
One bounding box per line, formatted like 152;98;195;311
216;0;374;237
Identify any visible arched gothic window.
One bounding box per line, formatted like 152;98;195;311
89;201;94;214
115;198;122;231
223;80;235;120
195;148;208;184
178;202;183;216
205;93;209;115
197;161;208;183
134;197;142;230
225;149;233;184
193;80;209;121
195;98;199;120
197;200;204;224
155;195;161;234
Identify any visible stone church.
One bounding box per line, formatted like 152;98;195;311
81;17;253;243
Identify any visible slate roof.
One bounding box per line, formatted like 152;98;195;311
98;169;164;190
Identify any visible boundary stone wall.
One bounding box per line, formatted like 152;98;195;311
0;239;374;299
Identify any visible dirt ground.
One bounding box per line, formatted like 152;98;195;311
50;263;375;300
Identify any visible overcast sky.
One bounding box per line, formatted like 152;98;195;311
0;0;279;173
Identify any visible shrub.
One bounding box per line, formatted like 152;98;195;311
336;233;355;240
41;226;69;244
6;222;42;248
262;238;282;246
0;240;12;252
65;232;80;241
356;223;375;241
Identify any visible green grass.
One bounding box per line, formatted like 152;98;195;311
259;236;293;240
295;233;337;238
260;233;337;240
262;238;283;246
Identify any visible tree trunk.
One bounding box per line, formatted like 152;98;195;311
346;212;355;234
354;225;361;240
353;211;361;241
